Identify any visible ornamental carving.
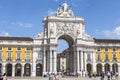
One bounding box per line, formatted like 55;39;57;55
56;22;75;33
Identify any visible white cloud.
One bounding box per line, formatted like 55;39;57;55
103;26;120;39
11;22;33;28
48;9;56;16
0;32;11;36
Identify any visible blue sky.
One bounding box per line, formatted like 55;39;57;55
0;0;120;52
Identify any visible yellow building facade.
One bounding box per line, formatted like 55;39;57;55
0;37;38;77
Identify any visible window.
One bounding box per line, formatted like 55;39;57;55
17;47;21;50
26;53;30;60
87;53;91;61
0;52;2;60
113;48;116;52
98;52;101;61
17;52;21;60
105;52;109;61
8;52;11;60
105;48;108;52
38;53;42;59
26;47;30;50
113;51;116;61
0;46;2;50
8;47;11;50
97;48;100;51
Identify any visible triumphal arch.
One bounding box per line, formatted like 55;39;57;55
1;1;120;77
33;1;95;76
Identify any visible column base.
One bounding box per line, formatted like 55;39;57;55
32;71;36;77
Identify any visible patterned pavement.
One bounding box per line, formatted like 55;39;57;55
7;76;119;80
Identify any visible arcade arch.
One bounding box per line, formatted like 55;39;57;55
6;63;12;76
36;63;43;76
112;63;118;72
15;63;22;76
24;63;31;76
104;63;110;73
57;35;74;72
96;63;102;76
87;63;92;73
0;64;2;73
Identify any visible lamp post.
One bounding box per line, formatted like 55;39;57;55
114;57;116;73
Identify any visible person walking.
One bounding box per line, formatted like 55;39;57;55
101;71;104;80
3;73;7;80
107;72;110;80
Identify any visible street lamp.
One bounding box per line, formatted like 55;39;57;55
114;57;117;73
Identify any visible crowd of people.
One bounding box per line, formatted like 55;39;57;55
47;71;119;80
88;71;119;80
0;73;7;80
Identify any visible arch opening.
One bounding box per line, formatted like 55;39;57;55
57;34;74;73
36;63;43;76
104;63;110;74
96;63;102;76
15;63;22;76
6;63;12;76
112;63;118;73
24;63;31;76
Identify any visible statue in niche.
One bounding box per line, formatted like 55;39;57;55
50;23;55;36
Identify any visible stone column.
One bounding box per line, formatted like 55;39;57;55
2;63;6;74
92;52;96;72
81;51;84;71
77;51;80;73
43;49;46;75
53;50;57;74
22;63;24;77
32;51;37;76
102;65;104;72
110;65;112;72
73;51;77;74
118;65;120;75
84;52;87;72
12;64;15;77
49;50;52;73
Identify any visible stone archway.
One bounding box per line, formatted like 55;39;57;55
0;64;2;73
24;63;31;76
57;35;74;73
6;63;12;76
36;63;43;76
87;63;92;74
96;63;102;76
112;63;118;72
41;1;94;75
104;63;110;73
15;63;22;76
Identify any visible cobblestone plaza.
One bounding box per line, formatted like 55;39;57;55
7;76;119;80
